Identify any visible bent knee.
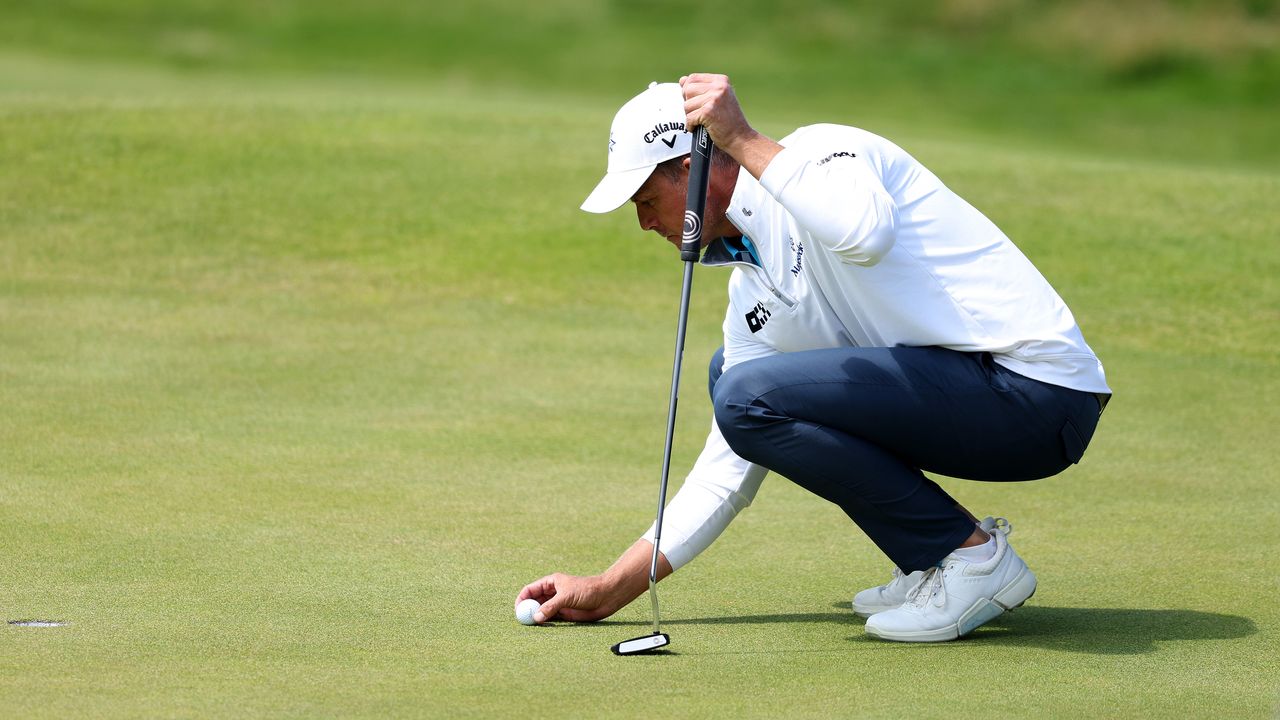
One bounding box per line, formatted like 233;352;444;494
712;363;778;444
707;346;726;400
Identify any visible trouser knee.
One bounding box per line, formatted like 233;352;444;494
711;361;775;461
707;345;726;400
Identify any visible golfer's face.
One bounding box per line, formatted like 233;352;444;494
631;169;687;250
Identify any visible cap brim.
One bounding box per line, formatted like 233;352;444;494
580;165;655;214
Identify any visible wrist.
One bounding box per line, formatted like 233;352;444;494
718;126;760;162
599;564;645;598
719;128;782;180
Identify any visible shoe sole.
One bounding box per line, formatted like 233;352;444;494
864;566;1038;643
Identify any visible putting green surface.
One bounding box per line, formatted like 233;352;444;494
2;3;1279;717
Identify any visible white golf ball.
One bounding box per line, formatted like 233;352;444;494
516;598;541;626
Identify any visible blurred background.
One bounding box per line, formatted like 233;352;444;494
3;0;1277;166
2;2;1278;717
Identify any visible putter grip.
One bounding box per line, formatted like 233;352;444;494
681;127;715;263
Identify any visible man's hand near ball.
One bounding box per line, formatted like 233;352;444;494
514;539;673;624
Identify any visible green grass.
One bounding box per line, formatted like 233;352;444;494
1;0;1278;168
2;3;1280;717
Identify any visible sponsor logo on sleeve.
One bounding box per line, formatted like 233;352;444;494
817;150;857;166
745;301;772;333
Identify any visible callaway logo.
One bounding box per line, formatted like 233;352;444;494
608;133;617;153
745;301;771;334
643;122;686;147
817;150;857;166
790;240;805;276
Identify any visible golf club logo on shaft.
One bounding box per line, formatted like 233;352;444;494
682;210;701;245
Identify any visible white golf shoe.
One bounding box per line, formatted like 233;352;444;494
851;516;1008;617
863;528;1036;642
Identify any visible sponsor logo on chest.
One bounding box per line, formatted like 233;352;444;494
745;301;772;334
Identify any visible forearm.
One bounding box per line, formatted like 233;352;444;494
679;73;782;180
598;539;674;610
718;128;784;181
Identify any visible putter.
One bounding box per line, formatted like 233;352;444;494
612;126;715;656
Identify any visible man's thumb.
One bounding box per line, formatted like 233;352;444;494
533;595;560;623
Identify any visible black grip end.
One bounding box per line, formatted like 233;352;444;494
680;127;715;263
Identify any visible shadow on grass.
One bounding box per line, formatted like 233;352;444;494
587;606;1255;655
972;606;1257;654
592;612;856;628
833;604;1256;654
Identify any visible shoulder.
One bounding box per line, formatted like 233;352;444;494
773;124;931;192
777;124;898;158
769;124;919;185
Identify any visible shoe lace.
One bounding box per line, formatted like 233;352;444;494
885;566;905;588
904;563;951;609
884;566;928;596
900;520;1010;610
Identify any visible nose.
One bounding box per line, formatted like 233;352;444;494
636;204;658;233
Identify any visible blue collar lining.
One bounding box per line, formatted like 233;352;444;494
722;235;761;267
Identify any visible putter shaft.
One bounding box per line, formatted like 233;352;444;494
648;259;696;633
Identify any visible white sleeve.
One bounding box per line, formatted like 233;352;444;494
640;416;768;570
758;144;898;267
637;288;778;569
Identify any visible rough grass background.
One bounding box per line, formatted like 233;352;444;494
2;2;1279;717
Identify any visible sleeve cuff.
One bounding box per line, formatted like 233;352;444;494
758;145;807;199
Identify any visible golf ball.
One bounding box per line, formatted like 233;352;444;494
516;598;541;626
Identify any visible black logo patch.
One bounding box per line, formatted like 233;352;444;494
745;301;771;334
660;135;677;148
817;150;857;166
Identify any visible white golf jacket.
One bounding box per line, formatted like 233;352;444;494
642;124;1110;570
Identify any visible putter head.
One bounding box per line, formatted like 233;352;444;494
611;632;670;656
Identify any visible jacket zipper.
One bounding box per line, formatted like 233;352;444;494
703;257;797;308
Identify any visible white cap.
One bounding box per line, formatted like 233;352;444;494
581;82;691;214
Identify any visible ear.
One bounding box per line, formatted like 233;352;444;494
682;156;691;173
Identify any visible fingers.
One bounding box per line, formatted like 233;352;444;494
556;606;610;623
516;573;572;623
677;73;748;148
515;573;613;624
679;73;728;127
679;72;725;88
515;575;557;609
533;592;565;624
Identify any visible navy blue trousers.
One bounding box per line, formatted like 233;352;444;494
708;346;1102;571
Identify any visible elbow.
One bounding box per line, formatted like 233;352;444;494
724;487;755;513
840;226;895;266
826;193;898;266
827;223;896;266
